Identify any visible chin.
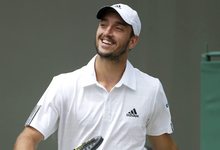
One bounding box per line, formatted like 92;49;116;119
97;50;111;57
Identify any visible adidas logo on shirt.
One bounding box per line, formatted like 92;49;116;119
126;108;139;117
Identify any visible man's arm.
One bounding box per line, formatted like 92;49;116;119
148;133;178;150
14;126;44;150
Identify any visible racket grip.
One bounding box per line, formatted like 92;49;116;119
73;136;103;150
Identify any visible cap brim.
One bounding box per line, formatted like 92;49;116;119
96;6;117;19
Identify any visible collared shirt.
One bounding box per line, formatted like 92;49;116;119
26;55;173;150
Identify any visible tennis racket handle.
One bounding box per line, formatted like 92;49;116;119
74;136;103;150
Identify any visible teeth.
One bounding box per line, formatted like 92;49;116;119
102;39;112;45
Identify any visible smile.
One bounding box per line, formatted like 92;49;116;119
102;39;113;45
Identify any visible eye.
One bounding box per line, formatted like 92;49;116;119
99;21;108;28
115;25;124;31
100;23;105;27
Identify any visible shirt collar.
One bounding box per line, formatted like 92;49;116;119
81;55;136;91
115;60;136;90
81;55;97;87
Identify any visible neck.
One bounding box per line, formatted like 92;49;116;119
95;55;127;92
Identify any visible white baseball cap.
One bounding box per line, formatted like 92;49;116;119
96;3;141;36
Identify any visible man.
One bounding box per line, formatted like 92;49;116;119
14;3;178;150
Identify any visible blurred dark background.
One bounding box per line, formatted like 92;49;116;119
1;0;220;149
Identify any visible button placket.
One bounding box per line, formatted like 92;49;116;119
103;93;111;121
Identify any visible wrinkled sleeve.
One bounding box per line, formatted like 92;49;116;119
146;80;174;136
25;77;61;140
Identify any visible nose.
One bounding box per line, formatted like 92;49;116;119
103;26;113;36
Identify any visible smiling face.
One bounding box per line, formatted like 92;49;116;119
95;10;138;61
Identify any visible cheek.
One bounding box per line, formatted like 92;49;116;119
95;30;99;38
96;27;102;35
96;29;102;41
118;35;130;45
95;32;100;43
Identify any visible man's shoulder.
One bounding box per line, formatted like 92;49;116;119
132;68;162;95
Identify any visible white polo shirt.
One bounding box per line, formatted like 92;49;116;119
26;55;173;150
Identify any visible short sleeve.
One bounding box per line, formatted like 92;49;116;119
146;80;174;136
25;77;61;140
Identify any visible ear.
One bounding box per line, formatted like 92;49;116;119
128;36;139;50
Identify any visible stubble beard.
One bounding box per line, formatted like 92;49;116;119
95;37;130;62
